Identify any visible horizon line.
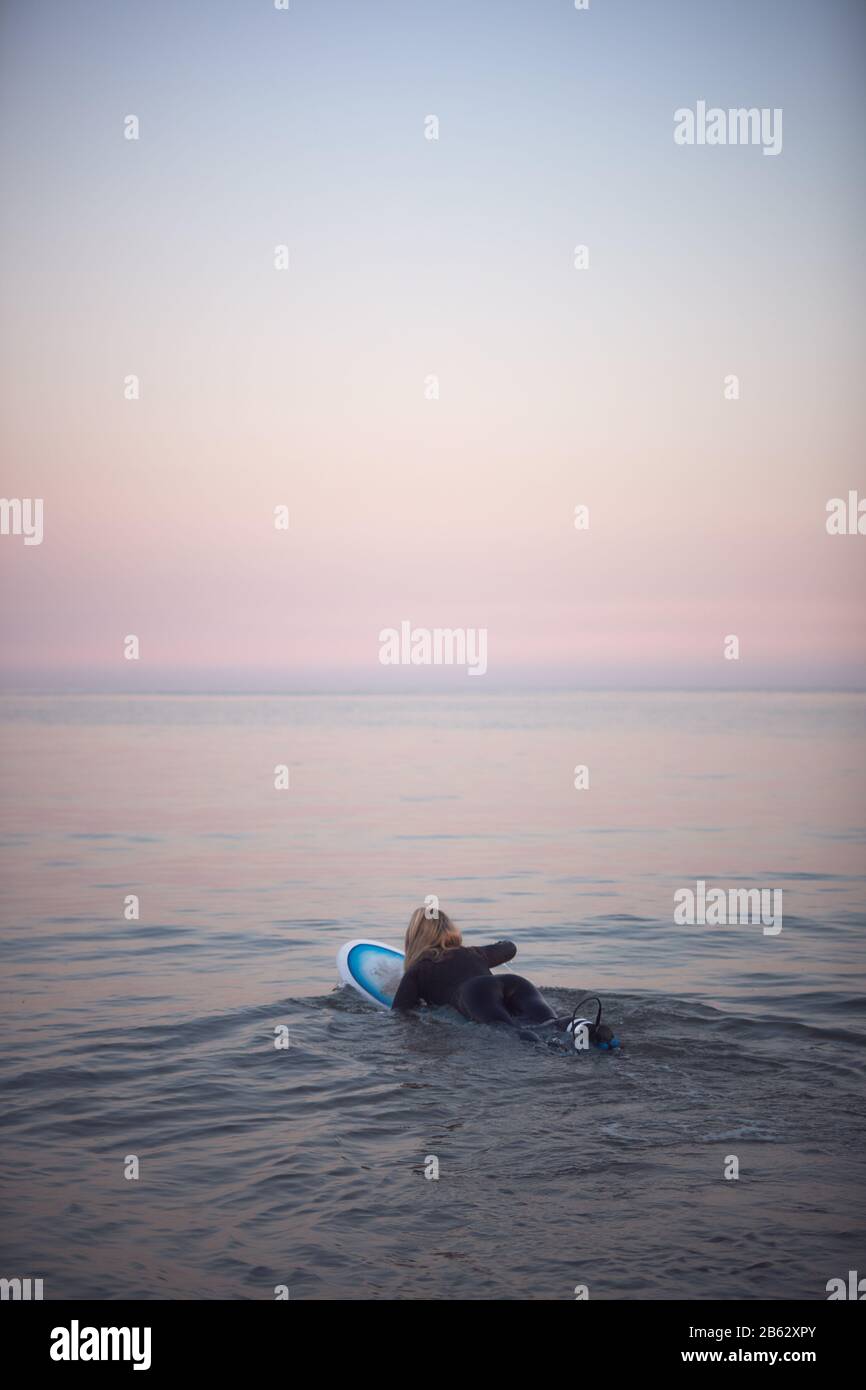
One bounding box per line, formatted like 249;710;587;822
2;686;865;698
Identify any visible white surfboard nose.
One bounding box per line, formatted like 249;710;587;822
337;939;405;1009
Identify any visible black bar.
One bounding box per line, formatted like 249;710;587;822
6;1299;862;1376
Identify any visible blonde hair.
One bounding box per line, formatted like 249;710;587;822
403;907;462;970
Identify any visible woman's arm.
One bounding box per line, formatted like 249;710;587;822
392;965;422;1010
479;940;517;967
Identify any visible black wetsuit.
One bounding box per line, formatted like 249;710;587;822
391;942;557;1030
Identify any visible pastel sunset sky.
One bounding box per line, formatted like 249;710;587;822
1;0;864;690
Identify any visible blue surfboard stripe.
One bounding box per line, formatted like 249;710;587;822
347;942;404;1007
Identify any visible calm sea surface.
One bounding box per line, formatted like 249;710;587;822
0;692;864;1299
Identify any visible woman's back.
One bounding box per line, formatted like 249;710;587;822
392;941;516;1011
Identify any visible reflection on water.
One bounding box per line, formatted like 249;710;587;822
0;693;864;1298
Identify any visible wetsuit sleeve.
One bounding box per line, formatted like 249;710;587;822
392;966;422;1010
479;941;517;967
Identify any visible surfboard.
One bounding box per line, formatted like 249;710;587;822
337;939;405;1009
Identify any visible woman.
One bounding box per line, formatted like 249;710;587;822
391;906;562;1040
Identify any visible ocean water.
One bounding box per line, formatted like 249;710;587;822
0;691;864;1301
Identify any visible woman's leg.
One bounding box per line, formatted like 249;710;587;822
458;974;557;1028
500;973;558;1023
457;975;517;1026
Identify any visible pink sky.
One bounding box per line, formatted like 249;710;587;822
1;0;864;689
